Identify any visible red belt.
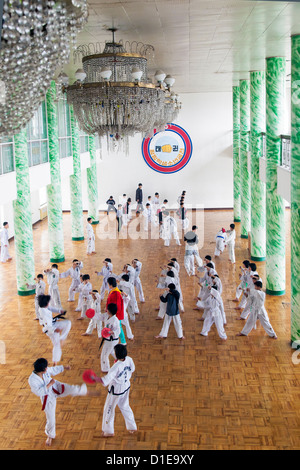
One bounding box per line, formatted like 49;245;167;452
42;384;65;410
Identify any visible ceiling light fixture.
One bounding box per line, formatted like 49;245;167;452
62;28;181;154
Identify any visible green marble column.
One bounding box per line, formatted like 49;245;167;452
239;79;251;238
87;135;99;225
291;36;300;342
46;81;65;262
13;127;35;296
70;105;84;240
233;86;241;222
250;71;266;261
265;57;286;295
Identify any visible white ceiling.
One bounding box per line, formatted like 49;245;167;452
65;0;300;93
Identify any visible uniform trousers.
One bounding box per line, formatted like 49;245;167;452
44;383;87;438
102;388;137;435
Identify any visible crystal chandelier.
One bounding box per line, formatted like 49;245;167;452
0;0;88;136
64;28;181;153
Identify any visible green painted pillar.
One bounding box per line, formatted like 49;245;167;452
13;127;35;296
46;81;65;262
239;79;251;238
69;105;84;241
250;71;266;261
233;86;241;222
291;36;300;342
87;135;99;225
265;57;286;296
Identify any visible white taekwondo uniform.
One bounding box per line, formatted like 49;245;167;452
101;356;137;435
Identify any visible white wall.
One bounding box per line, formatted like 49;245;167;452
68;92;234;212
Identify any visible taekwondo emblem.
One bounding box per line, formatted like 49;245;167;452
141;123;193;174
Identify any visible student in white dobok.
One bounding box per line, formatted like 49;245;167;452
86;217;96;255
237;273;262;321
100;303;121;373
213;228;227;257
26;274;46;320
118;274;138;322
153;192;160;215
95;258;114;301
82;290;102;337
226;223;236;264
38;294;71;365
44;264;62;309
195;263;217;309
95;344;137;437
235;262;259;311
59;259;83;302
0;221;12;263
28;358;92;447
162;210;181;247
237;281;277;339
200;286;227;340
132;259;145;303
76;274;93;320
232;260;250;302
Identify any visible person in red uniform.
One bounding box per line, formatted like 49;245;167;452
106;277;126;345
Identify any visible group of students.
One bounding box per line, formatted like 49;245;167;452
105;186;190;242
27;253;145;445
158;190;190;246
153;219;278;343
192;249;277;341
2;183;279;447
232;259;277;338
194;254;228;340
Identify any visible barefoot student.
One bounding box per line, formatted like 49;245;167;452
0;221;12;263
95;344;137;437
86;217;96;255
38;294;71;366
200;286;227;340
237;281;277;339
28;358;91;447
59;259;83;302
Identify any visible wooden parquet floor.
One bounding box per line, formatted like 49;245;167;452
0;209;298;450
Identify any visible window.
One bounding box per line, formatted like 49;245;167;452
280;135;291;170
0;136;14;175
27;100;49;167
79;131;89;153
57;99;72;159
95;135;101;149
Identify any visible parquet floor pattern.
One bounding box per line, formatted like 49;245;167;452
0;209;297;450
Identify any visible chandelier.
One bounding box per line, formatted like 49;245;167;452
64;28;181;153
0;0;88;136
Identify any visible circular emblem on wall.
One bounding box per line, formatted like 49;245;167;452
141;123;193;174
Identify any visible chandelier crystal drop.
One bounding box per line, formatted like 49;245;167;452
64;29;181;153
0;0;88;136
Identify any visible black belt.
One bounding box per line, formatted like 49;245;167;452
43;311;67;334
108;385;130;396
99;336;118;350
